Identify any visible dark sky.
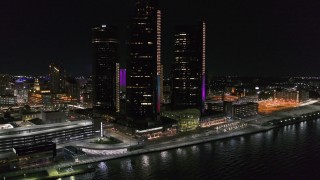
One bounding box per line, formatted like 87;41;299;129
1;0;320;77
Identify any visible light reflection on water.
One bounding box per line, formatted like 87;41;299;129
141;155;149;168
160;151;170;163
71;118;320;179
98;162;107;171
120;159;133;173
191;145;199;154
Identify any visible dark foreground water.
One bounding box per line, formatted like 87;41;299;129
66;119;320;179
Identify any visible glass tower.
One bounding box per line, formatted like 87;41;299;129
127;0;161;124
92;25;119;112
171;22;206;110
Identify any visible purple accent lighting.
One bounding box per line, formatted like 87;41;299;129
201;74;206;113
120;69;126;87
202;74;206;102
157;75;161;113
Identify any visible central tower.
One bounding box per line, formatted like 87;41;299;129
127;0;161;125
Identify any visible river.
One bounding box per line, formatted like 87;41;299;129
65;119;320;179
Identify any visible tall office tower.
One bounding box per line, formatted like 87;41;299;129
48;63;65;94
92;25;119;112
127;0;161;124
171;22;206;110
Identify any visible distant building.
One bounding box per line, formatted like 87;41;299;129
49;63;65;94
232;102;258;119
34;78;41;91
274;90;309;102
14;88;28;105
171;22;206;110
0;95;17;106
41;110;66;124
65;77;80;102
92;25;119;113
80;77;93;107
205;102;224;113
0;74;12;95
126;0;162;124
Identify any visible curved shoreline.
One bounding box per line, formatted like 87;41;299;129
3;103;320;179
0;125;272;179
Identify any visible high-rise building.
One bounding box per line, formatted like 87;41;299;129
171;22;206;110
92;25;119;112
48;63;65;94
0;75;10;95
65;77;80;103
127;0;161;124
34;78;41;92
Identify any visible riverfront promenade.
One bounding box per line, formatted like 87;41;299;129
2;102;320;179
0;124;268;179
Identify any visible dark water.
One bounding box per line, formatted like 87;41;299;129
68;119;320;179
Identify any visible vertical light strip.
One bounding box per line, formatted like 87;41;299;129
202;21;206;75
156;10;161;113
116;63;120;112
157;10;161;75
201;21;206;113
100;122;103;137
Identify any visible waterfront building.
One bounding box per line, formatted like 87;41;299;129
92;25;120;113
0;142;56;171
126;0;162;125
200;115;227;128
0;120;93;153
171;22;206;110
161;109;200;132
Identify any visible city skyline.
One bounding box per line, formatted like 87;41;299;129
1;1;320;179
1;0;320;77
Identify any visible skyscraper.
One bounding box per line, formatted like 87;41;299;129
171;22;206;110
48;63;65;94
92;25;120;112
127;0;161;125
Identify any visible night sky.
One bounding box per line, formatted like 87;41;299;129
0;0;320;77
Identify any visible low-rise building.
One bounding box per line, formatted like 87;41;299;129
0;95;17;106
162;109;200;132
200;115;227;128
232;102;258;119
0;142;56;171
0;120;93;153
